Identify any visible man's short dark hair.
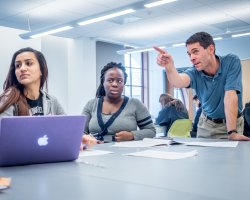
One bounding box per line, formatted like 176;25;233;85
186;32;215;50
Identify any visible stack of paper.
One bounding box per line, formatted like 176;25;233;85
113;138;239;148
176;141;239;148
124;150;198;160
78;149;114;157
112;138;174;148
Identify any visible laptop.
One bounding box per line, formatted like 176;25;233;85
0;115;86;167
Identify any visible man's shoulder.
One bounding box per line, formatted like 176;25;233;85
220;54;240;62
184;66;195;72
183;66;198;77
219;54;241;72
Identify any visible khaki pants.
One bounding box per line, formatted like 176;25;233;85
197;112;244;139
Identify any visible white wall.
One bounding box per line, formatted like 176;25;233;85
0;26;96;115
0;26;41;93
68;38;96;114
41;35;69;112
96;41;124;88
148;53;164;119
41;36;96;114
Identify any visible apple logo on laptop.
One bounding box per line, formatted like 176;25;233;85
37;135;48;146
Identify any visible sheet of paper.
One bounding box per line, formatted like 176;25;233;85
78;149;114;157
112;138;173;148
77;150;111;168
124;150;198;160
181;141;239;148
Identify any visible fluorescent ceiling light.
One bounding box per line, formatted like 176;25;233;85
213;37;223;41
123;46;166;54
127;47;155;54
78;9;135;26
144;0;177;8
231;32;250;38
172;42;185;47
30;26;73;38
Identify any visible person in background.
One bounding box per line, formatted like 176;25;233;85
155;31;250;140
0;47;95;147
82;62;156;142
155;93;189;136
191;94;202;137
243;101;250;137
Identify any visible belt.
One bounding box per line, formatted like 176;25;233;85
204;112;243;124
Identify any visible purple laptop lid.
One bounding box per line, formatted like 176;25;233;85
0;115;86;167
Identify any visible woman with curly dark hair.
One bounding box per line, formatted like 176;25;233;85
82;62;155;142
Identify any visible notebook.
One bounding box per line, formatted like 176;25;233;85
0;115;86;167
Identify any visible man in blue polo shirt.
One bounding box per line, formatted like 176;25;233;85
155;32;250;140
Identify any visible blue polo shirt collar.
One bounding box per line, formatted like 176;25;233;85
199;55;222;79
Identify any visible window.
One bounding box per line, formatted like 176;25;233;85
174;67;190;108
124;53;143;101
174;88;186;105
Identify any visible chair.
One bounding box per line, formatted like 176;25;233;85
154;124;166;137
167;119;192;138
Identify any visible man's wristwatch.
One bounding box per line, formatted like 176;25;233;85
227;129;238;135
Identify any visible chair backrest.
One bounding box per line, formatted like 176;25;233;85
154;124;167;137
168;119;192;138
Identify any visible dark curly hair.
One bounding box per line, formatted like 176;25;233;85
96;62;127;97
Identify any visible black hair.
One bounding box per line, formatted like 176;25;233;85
186;32;215;52
96;62;128;97
192;94;201;107
192;95;198;101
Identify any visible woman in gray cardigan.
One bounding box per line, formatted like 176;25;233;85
0;47;65;116
0;47;95;147
82;62;156;142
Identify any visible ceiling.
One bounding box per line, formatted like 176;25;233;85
1;0;250;47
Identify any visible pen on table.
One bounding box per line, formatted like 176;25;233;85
89;133;98;138
89;133;106;144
